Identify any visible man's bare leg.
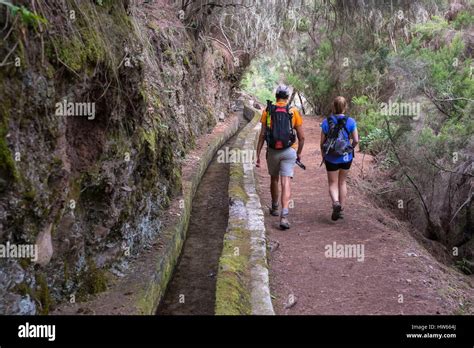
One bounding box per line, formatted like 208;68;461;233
280;176;291;210
280;176;291;229
270;175;280;216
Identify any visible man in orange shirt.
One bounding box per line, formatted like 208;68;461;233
256;85;305;230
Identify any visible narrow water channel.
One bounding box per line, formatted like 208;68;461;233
157;113;247;315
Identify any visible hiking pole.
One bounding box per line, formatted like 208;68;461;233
296;159;306;170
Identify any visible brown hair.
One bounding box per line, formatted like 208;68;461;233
332;96;347;114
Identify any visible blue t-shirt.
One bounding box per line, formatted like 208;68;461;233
321;114;357;164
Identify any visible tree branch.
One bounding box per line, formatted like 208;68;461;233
384;117;433;225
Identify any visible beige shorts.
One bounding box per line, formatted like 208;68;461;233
266;147;297;177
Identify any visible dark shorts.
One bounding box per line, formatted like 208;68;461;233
324;160;352;171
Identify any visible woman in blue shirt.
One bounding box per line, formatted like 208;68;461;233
320;96;359;221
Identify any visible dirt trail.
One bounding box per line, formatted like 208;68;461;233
256;116;474;315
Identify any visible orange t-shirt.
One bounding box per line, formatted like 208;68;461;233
260;101;303;149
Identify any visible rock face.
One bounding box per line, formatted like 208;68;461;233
35;224;53;267
0;1;245;313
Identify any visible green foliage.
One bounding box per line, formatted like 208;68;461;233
286;73;305;91
0;100;19;186
421;36;469;102
360;128;388;155
452;10;474;30
400;24;474;153
288;38;338;111
241;57;282;103
455;258;473;275
352;95;387;153
54;35;102;72
412;16;449;40
35;273;52;315
79;259;108;296
0;1;47;28
296;17;310;32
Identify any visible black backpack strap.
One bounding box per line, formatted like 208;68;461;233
327;115;334;128
286;104;294;129
340;115;351;137
265;100;273;128
266;100;273;114
327;115;337;136
340;116;355;156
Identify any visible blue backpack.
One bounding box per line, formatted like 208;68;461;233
322;115;353;157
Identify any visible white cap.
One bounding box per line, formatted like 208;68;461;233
276;84;290;97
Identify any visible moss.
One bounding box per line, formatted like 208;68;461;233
23;188;36;202
69;175;82;200
229;183;248;203
51;0;130;73
214;224;252;315
0;99;19;185
228;164;249;203
215;237;251;315
147;22;160;33
18;257;31;269
13;281;32;297
49;156;63;170
215;271;251;315
136;283;160;314
82;29;107;63
150;93;163;109
136;232;186;314
0;138;17;182
183;55;190;67
79;259;108;297
139;128;157;155
170;166;182;195
54;36;84;71
219;252;247;273
164;49;175;64
54;29;106;72
35;273;52;315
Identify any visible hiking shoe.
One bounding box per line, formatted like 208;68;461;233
331;202;342;221
269;204;279;216
280;216;290;230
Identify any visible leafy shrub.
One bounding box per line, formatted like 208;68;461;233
452;10;474;30
412;15;449;40
0;0;47;27
241;57;281;103
360;128;388;155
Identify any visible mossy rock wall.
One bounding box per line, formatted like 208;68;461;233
0;1;245;314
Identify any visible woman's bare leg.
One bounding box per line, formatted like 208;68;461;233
338;169;349;206
327;170;339;204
